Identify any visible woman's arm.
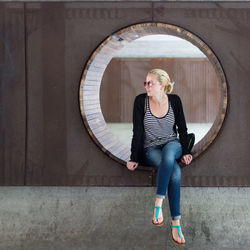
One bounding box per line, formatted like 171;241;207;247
174;95;193;165
175;95;189;155
129;94;145;163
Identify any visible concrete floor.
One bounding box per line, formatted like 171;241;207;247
0;187;249;250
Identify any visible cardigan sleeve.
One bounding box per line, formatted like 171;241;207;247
129;95;144;162
174;95;189;155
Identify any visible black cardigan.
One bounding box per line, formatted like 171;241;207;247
129;93;189;164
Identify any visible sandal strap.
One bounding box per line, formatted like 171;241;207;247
171;224;183;240
153;206;162;221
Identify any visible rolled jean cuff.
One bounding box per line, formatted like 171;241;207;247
156;194;165;199
172;215;181;220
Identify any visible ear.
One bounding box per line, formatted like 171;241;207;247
160;84;165;91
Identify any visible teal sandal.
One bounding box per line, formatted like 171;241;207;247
170;222;185;246
152;206;164;226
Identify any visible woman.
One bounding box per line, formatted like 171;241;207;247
126;69;193;246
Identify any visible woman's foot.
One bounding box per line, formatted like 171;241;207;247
171;219;185;245
152;198;164;225
152;206;164;225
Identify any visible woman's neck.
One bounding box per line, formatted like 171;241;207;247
150;93;168;104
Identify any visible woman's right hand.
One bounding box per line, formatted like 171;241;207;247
126;161;139;171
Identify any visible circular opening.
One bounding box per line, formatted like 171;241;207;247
79;23;228;165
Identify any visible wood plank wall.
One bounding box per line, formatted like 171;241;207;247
100;58;220;123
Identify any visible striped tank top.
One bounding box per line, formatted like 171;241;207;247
143;95;177;148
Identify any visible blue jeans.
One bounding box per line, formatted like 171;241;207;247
144;140;182;220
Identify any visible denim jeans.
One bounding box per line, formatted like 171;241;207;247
144;140;182;220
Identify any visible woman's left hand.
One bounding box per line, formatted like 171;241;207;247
181;154;193;165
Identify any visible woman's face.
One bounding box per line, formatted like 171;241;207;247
144;73;164;96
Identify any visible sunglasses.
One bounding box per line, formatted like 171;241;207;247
143;81;160;87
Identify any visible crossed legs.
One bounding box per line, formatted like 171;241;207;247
144;140;185;244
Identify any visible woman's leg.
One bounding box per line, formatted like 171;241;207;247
144;145;162;168
156;140;182;198
144;141;182;224
168;161;181;220
168;156;185;244
144;145;164;224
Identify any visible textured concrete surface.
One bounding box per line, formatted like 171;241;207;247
0;187;249;250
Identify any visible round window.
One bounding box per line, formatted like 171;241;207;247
79;23;228;165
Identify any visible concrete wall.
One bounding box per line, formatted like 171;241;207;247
0;187;249;250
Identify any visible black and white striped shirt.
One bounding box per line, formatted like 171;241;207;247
143;95;177;148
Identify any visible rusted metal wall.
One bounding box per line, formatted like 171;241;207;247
0;2;26;185
0;1;250;186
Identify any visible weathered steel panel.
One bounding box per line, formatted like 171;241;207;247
0;3;26;185
0;1;249;186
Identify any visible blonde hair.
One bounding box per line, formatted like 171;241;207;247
148;69;174;94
